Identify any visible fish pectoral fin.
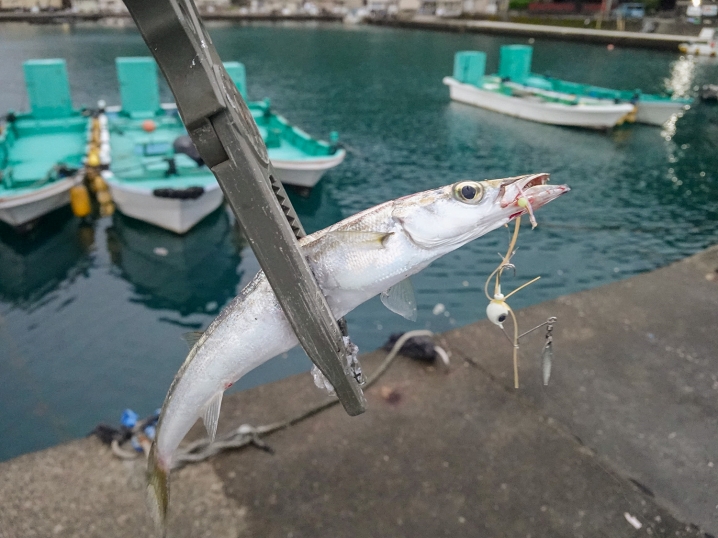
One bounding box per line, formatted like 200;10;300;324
181;331;204;349
326;230;393;250
381;278;418;321
202;391;223;444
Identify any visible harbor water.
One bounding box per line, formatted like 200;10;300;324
1;22;717;462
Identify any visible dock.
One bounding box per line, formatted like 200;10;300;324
369;16;700;51
1;245;717;537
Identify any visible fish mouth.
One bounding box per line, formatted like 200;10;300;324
499;173;570;211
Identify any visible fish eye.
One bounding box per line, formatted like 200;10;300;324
454;181;484;204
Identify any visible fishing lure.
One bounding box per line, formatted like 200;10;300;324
484;212;557;388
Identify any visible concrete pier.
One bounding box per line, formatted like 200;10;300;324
1;245;717;538
370;16;701;51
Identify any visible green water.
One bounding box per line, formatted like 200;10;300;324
1;22;717;462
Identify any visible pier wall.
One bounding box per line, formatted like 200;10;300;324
369;15;700;50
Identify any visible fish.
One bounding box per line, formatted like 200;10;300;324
146;173;569;532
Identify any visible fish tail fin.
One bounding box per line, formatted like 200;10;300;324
146;442;170;537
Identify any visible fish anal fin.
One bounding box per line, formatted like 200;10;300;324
181;331;203;349
202;391;223;443
381;278;418;321
326;230;393;250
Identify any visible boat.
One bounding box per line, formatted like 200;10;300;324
104;58;345;234
0;59;88;229
101;57;224;234
504;44;692;126
679;29;717;57
448;46;690;128
343;7;369;24
700;84;718;103
444;51;635;129
222;62;345;190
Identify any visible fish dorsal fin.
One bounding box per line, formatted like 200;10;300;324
181;331;204;349
381;278;417;321
326;230;393;250
202;391;223;444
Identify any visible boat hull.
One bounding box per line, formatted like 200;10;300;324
0;175;83;227
635;100;688;126
272;151;346;188
107;180;224;234
678;43;717;56
444;78;634;129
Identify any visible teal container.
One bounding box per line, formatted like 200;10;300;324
223;61;247;100
23;59;74;119
116;57;160;118
498;45;533;84
452;51;486;86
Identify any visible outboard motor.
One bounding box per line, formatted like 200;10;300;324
172;135;203;166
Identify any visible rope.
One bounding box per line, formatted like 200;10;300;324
169;329;438;469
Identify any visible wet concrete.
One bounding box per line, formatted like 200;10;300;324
1;246;716;538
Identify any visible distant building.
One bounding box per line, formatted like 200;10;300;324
99;0;125;11
196;0;231;7
367;0;397;13
421;0;498;14
399;0;420;10
462;0;497;13
71;0;228;12
1;0;63;9
71;0;93;11
72;0;126;12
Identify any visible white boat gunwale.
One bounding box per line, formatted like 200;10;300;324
0;173;83;209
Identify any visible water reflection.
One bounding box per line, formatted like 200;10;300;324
664;55;696;99
103;181;345;319
0;208;93;309
106;207;245;317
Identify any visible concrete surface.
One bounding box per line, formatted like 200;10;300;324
1;246;717;538
370;16;702;50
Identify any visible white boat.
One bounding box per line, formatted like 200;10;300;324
0;174;84;228
105;171;224;234
443;77;635;129
679;29;717;57
633;99;688;126
1;59;89;229
343;7;369;24
104;58;227;234
272;151;346;189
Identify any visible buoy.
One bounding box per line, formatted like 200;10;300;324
607;44;615;51
92;175;109;193
99;201;115;217
142;119;157;133
625;106;638;123
96;190;113;205
86;151;101;168
70;184;92;218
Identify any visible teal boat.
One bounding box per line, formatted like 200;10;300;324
498;45;691;126
103;57;345;234
0;60;89;229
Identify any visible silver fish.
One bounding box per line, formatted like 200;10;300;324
147;173;569;531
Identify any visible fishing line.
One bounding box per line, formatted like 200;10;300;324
483;214;558;389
